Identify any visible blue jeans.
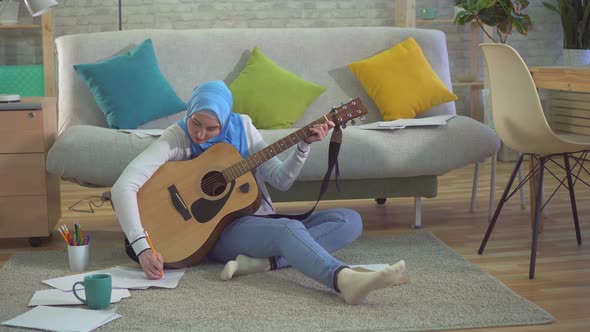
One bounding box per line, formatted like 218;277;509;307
208;208;362;290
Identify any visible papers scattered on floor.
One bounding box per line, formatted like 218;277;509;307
2;305;121;332
357;115;456;130
28;288;131;307
8;266;184;330
43;266;187;291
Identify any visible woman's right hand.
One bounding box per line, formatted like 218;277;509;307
138;250;164;279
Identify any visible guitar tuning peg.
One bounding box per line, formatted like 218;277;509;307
341;123;347;129
351;119;356;125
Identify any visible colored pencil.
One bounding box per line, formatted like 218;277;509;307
144;231;164;278
59;223;88;246
58;229;69;244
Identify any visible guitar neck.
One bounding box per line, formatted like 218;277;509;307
222;116;329;181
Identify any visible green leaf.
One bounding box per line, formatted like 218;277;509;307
454;11;476;25
512;14;533;36
453;0;533;42
542;2;559;14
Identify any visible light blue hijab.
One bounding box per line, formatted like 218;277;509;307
177;80;249;159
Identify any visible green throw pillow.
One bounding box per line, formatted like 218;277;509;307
74;39;186;129
229;47;326;129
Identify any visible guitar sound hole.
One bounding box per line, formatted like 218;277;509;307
201;171;227;196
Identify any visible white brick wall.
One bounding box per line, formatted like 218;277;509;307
0;0;564;115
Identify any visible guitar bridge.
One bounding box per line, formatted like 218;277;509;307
168;185;192;221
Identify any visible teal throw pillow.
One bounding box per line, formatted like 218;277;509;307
74;39;186;129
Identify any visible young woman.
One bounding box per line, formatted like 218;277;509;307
111;80;406;305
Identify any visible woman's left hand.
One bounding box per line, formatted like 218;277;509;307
304;120;335;144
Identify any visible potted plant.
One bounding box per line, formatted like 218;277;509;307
453;0;533;43
542;0;590;64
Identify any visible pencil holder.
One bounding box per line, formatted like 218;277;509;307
68;244;89;272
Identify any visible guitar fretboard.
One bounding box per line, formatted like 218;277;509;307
222;117;326;181
221;97;365;182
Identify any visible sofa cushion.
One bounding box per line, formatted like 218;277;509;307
55;28;457;133
347;37;457;121
47;117;499;187
265;116;499;181
229;47;326;129
73;39;186;129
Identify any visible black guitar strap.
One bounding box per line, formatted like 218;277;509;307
261;123;342;221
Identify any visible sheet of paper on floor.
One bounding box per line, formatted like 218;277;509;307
43;266;186;291
2;305;121;332
28;288;131;306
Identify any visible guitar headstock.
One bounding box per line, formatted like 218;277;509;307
328;97;368;127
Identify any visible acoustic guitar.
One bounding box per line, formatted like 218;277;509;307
137;98;368;268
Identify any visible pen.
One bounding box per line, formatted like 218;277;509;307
144;231;164;278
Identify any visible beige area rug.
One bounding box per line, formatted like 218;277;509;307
0;232;553;331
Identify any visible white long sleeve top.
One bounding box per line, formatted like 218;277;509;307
111;115;311;256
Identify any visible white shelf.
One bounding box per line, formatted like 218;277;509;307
0;24;41;29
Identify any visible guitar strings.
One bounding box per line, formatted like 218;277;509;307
197;123;316;193
196;108;350;194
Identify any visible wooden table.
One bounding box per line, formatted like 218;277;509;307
528;66;590;229
530;66;590;93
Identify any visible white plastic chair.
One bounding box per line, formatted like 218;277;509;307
478;43;590;279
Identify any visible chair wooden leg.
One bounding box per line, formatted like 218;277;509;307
530;156;546;279
564;153;582;245
479;154;525;255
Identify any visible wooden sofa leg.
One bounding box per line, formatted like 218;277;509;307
413;197;422;229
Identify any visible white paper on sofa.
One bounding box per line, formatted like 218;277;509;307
357;115;456;130
117;129;165;138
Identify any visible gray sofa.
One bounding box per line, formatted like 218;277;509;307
46;27;500;227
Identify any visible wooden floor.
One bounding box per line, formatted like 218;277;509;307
1;159;589;331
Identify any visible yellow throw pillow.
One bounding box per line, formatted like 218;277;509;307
347;37;457;121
